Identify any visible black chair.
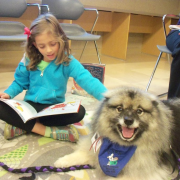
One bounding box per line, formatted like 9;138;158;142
41;0;102;64
0;0;40;42
145;14;179;97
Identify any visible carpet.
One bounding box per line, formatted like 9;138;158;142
0;94;100;180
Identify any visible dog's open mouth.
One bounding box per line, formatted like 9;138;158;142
117;124;138;141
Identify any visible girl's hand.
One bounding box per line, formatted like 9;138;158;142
0;93;10;99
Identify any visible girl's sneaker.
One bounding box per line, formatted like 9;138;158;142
4;123;26;140
50;125;79;142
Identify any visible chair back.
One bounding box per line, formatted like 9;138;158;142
41;0;84;20
0;0;27;17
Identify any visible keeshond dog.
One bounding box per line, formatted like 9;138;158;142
54;87;180;180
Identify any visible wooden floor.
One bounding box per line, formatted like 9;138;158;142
0;35;171;100
82;54;170;98
0;53;170;100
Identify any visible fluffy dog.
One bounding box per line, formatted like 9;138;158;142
54;87;180;180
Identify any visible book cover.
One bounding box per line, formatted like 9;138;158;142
82;63;105;83
73;120;90;135
0;99;81;123
71;63;105;97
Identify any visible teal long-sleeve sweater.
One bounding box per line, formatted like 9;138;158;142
4;55;107;104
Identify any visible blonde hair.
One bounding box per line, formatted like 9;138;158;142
25;13;70;70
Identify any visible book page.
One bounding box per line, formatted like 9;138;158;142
0;99;37;123
29;100;81;120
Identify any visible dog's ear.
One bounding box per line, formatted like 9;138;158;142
103;89;117;99
152;100;158;107
102;97;110;103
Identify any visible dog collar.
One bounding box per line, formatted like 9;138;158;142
98;138;137;177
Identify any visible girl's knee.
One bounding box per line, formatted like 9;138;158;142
78;105;86;119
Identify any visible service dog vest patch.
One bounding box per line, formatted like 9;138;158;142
98;138;137;177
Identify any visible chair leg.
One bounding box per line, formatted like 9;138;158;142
79;41;88;62
156;53;171;97
167;53;172;65
146;51;163;91
94;40;102;64
158;92;167;98
79;40;102;64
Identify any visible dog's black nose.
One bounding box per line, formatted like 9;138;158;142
124;116;134;126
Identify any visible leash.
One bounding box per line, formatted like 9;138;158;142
0;161;94;180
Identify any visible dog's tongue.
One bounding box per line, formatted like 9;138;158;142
122;127;135;138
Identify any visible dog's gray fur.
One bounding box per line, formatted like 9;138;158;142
55;87;180;180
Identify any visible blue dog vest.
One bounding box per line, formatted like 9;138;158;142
98;138;137;177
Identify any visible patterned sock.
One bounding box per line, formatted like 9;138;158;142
44;126;51;137
44;125;79;143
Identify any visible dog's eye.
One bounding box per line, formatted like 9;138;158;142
116;106;123;112
137;108;144;115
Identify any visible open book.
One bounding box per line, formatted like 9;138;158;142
169;25;180;30
0;98;81;123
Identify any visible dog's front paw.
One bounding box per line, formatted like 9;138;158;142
54;155;72;168
55;150;92;168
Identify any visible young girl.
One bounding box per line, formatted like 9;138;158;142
0;13;107;143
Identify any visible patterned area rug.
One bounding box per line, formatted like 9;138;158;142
0;94;100;180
